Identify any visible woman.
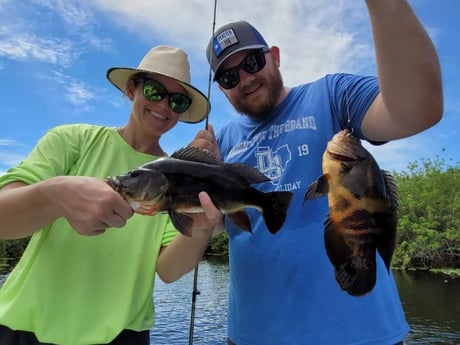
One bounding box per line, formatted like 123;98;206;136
0;45;220;345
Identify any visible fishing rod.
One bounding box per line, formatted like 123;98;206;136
188;266;200;345
204;0;218;129
188;0;218;344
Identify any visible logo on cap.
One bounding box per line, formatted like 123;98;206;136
213;28;239;57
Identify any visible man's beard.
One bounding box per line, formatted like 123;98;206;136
231;62;284;121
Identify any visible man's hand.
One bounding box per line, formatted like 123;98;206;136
192;192;224;236
189;124;220;160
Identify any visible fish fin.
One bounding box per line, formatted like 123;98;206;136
382;170;399;222
324;218;377;296
377;246;394;273
227;212;252;233
335;258;377;297
304;175;329;202
376;170;398;272
171;147;221;165
261;191;293;234
376;211;397;273
225;164;271;184
173;146;270;184
169;211;193;237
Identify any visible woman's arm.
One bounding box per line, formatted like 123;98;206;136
0;177;133;239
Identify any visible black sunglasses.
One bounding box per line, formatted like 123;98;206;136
216;49;268;90
140;79;192;114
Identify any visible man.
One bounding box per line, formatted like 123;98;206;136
192;1;443;344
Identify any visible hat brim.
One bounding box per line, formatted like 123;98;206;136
107;67;210;123
212;44;267;81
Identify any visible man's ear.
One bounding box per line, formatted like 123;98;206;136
269;46;280;67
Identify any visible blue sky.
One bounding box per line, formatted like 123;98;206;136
0;0;458;175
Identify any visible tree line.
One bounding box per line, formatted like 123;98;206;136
0;157;458;273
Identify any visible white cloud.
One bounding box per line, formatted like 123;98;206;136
0;1;113;69
31;0;96;28
49;71;103;110
0;30;75;66
30;0;114;51
0;151;24;168
90;0;374;84
0;139;27;171
0;139;18;146
0;0;376;109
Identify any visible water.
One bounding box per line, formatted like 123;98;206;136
0;257;459;344
150;257;460;345
394;270;460;344
151;256;229;345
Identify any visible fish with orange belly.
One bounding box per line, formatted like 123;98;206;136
304;129;398;296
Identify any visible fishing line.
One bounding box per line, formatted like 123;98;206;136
344;88;354;134
204;0;218;129
188;1;218;344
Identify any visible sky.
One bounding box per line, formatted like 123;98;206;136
0;0;459;175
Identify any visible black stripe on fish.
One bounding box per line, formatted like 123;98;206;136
340;209;379;231
331;195;352;213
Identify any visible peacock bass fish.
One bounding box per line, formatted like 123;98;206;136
108;146;293;237
304;129;398;296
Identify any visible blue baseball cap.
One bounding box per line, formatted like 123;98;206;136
206;21;269;80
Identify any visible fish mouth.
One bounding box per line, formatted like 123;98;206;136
326;129;365;161
327;140;359;161
127;198;163;215
328;151;357;162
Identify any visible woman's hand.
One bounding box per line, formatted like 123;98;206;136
50;176;134;236
0;176;134;239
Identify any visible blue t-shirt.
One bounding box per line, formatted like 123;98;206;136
217;73;409;345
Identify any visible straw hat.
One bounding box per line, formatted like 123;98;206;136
107;45;210;123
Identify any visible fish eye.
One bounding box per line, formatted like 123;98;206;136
340;162;353;172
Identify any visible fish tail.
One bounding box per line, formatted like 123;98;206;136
335;256;376;297
261;191;293;234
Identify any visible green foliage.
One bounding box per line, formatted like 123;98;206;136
207;231;229;256
0;237;30;273
392;157;460;269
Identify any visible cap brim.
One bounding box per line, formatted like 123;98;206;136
107;67;210;123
